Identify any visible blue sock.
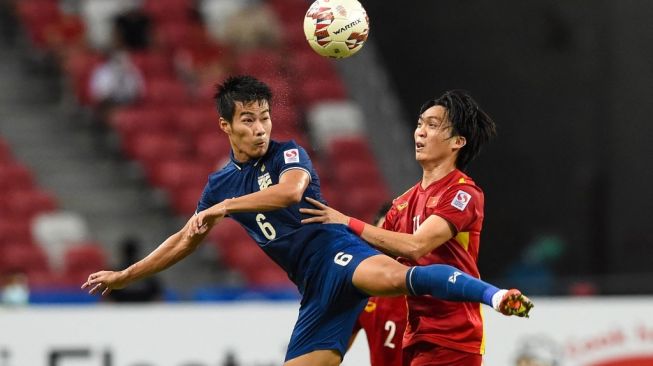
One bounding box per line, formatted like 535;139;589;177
406;264;499;307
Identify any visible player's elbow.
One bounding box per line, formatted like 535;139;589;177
404;241;432;261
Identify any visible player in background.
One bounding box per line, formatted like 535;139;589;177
82;77;532;366
301;89;533;366
350;202;407;366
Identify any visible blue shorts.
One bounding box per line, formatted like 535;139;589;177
285;224;382;361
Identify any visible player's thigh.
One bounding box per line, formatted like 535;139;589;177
284;349;341;366
352;254;410;296
403;342;482;366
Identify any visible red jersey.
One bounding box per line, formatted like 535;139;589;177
353;296;407;366
384;169;486;354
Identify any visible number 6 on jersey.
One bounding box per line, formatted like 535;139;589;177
256;213;276;240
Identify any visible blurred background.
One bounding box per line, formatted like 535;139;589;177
2;1;653;365
0;0;651;316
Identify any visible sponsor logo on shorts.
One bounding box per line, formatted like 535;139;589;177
449;271;461;284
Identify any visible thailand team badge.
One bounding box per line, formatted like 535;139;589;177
283;149;300;164
451;190;472;211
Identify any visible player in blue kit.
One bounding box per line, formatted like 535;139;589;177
82;76;532;366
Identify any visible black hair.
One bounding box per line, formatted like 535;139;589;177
373;201;393;226
419;90;497;170
214;75;273;122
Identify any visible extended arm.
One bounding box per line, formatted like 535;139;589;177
82;215;218;295
300;197;455;261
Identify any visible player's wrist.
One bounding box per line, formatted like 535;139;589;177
348;217;366;236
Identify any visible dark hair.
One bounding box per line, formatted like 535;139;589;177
419;90;497;170
373;201;393;226
214;75;273;122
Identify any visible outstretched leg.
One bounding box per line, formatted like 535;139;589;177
352;255;533;317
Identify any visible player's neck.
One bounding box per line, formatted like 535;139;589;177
420;163;456;189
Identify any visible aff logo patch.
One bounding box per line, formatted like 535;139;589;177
258;172;272;190
283;149;300;164
451;190;472;211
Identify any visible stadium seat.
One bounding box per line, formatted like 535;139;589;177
327;136;376;163
195;133;232;165
109;106;176;139
62;243;108;285
175;105;219;136
0;218;32;246
143;0;193;23
15;0;60;49
149;158;212;191
130;51;175;79
143;78;190;105
332;159;384;188
0;162;35;191
208;218;250;246
0;139;13;163
298;77;347;107
169;184;205;216
234;49;285;79
128;132;192;168
306;101;365;150
4;189;58;220
0;243;50;276
62;49;104;105
245;264;293;287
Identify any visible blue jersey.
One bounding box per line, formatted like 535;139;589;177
197;140;328;286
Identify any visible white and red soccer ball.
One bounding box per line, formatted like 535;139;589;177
303;0;370;58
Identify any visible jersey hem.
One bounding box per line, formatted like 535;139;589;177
404;335;483;355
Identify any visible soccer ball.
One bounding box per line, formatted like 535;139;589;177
303;0;370;59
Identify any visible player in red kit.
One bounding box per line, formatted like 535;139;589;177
350;202;407;366
301;90;533;366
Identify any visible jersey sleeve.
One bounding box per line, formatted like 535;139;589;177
195;180;218;214
382;202;400;231
272;140;314;180
428;185;482;233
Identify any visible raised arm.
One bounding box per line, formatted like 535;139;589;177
82;214;220;296
300;197;455;261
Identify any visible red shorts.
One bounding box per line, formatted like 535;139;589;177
402;342;482;366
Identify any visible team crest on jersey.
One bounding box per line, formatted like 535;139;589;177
258;172;272;190
396;202;408;211
451;190;472;211
283;149;300;164
260;164;266;172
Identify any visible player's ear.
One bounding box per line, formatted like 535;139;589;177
219;118;231;134
452;135;466;149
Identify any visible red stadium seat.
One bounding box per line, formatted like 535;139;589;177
332;160;384;188
143;0;193;23
15;0;60;49
109;106;177;139
61;243;108;286
175;105;219;136
195;134;232;164
234;49;285;79
0;218;32;246
341;185;390;222
0;162;35;191
169;184;205;216
130;51;174;78
208;218;250;246
245;264;293;287
4;189;57;220
0;139;13;163
62;49;104;105
298;77;347;107
143;78;190;105
149;158;211;191
288;49;339;82
155;22;207;50
128;132;191;168
0;243;50;275
327;136;376;163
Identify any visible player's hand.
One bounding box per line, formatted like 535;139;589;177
188;202;227;237
300;197;350;225
81;270;129;296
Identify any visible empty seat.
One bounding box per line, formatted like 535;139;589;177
149;158;211;191
306;101;365;150
298;77;347;107
176;105;218;136
327;136;376;163
109;106;176;139
0;243;50;275
169;184;205;216
128;132;191;167
63;243;108;284
4;189;57;220
130;51;175;78
195;134;232;163
234;49;285;79
143;78;190;105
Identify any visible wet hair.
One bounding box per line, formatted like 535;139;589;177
214;75;273;122
419;90;497;170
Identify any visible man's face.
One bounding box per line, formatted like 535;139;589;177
221;100;271;162
414;105;463;164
